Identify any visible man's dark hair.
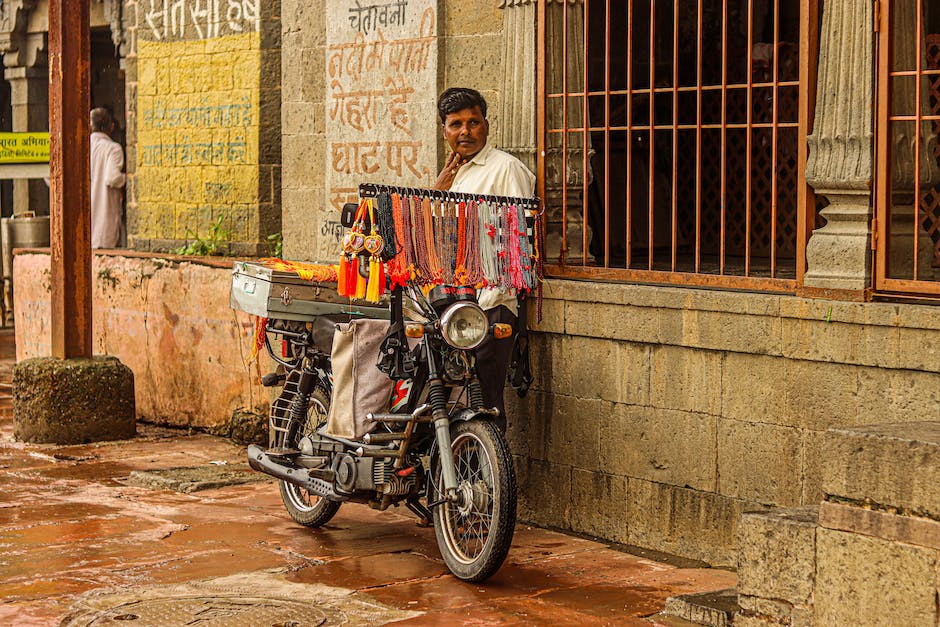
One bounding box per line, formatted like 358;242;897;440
90;107;113;133
437;88;487;123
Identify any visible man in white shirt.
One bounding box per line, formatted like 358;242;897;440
432;88;536;429
89;107;126;248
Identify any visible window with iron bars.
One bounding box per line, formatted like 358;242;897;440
875;0;940;296
537;0;816;292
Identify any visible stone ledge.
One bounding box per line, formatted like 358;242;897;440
819;500;940;550
541;278;940;332
823;422;940;519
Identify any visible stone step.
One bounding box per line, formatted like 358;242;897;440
824;422;940;518
661;588;738;627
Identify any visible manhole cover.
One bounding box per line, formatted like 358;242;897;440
61;571;421;626
72;595;327;626
123;465;269;493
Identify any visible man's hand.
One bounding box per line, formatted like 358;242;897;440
432;151;465;190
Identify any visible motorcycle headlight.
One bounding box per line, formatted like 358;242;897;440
440;302;487;350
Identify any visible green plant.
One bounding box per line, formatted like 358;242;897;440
266;231;283;258
174;216;230;256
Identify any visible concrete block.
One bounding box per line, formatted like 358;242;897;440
560;336;649;405
541;393;604;471
282;134;325;189
599;406;717;491
781;317;900;368
569;469;629;543
505;388;549;462
650;345;722;416
800;429;827;505
721;353;789;426
823;422;940;518
13;356;136;444
737;507;818;604
679;309;782;356
566;300;660;343
300;47;326;101
442;0;503;35
528;298;564;334
736;595;793;624
283;101;324;136
515;457;572;530
626;478;756;566
664;589;738;627
785;359;859;430
717;419;802;505
815;528;938;627
525;332;564;395
898;328;940;374
855;367;940;426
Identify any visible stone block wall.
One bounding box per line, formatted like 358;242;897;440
736;423;940;626
13;251;268;429
508;279;940;565
123;0;281;256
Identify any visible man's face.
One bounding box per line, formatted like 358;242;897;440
442;106;489;159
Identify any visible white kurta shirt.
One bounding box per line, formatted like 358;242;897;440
450;142;536;314
90;131;126;248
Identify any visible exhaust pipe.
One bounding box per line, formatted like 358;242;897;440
247;444;342;501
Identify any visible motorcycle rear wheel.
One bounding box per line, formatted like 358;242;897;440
277;387;341;527
431;419;517;582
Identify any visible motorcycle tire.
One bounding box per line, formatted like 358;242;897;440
431;419;517;583
277;387;341;527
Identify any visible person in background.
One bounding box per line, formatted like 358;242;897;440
433;87;536;430
89;107;125;248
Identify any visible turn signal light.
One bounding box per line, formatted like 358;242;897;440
405;323;424;338
493;323;513;339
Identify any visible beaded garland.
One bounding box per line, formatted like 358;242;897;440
342;187;540;297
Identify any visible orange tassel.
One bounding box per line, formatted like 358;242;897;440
366;256;380;302
377;262;386;296
355;263;367;299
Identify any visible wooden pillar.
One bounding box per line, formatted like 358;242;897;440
47;0;91;358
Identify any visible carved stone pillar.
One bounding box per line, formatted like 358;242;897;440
804;0;874;291
888;0;939;280
497;0;536;172
0;1;49;217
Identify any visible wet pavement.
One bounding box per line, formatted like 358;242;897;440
0;328;735;625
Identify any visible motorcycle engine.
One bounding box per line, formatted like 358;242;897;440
333;453;358;494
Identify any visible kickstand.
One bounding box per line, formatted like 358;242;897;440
406;499;433;527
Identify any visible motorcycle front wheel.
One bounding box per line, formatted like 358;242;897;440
277;386;341;527
431;419;517;582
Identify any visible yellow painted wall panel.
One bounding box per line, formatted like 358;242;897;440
135;32;262;247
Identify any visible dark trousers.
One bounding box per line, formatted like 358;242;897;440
476;305;517;432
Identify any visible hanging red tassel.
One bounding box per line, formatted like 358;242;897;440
337;254;349;296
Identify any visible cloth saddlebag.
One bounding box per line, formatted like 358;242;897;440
326;318;395;439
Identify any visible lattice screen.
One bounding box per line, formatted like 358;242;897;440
921;34;940;266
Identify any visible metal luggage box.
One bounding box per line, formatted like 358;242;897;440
230;261;389;322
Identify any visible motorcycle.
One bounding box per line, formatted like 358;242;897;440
246;282;518;582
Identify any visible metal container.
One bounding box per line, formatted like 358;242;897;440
1;214;50;280
230;261;389;322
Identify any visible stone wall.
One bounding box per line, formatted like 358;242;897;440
123;0;281;256
280;0;509;261
736;423;940;626
508;279;940;565
13;251;268;429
